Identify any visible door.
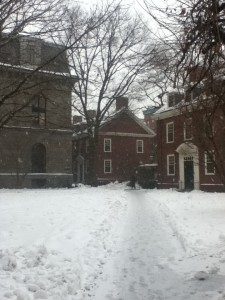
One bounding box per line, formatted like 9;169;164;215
184;160;194;190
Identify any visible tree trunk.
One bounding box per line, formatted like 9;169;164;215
87;135;99;186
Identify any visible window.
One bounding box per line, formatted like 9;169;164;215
136;140;144;153
31;143;46;173
166;122;174;143
203;114;214;138
104;138;111;152
167;155;175;175
167;92;183;107
104;160;112;173
184;118;192;140
32;95;46;126
27;44;39;65
205;152;215;175
185;86;202;102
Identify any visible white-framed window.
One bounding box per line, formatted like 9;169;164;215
104;159;112;173
166;122;174;143
104;138;111;152
136;140;144;153
167;154;175;175
205;152;215;175
184;118;192;140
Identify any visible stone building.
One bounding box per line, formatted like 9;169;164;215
0;35;77;188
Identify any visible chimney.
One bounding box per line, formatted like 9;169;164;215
87;110;96;119
73;115;82;124
116;96;128;111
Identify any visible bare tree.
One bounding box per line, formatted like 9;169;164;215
0;1;118;128
67;4;157;185
142;0;225;185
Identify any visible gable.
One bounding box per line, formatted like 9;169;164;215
100;111;154;136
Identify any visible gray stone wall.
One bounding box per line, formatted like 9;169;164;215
0;36;75;188
0;127;73;188
0;68;72;129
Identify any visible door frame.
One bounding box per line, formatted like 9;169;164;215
176;143;199;190
184;156;194;190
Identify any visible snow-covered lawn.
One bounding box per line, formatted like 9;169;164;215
1;184;225;299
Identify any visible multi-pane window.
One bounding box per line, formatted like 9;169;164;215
104;138;111;152
205;152;215;175
167;155;175;175
32;95;46;126
166;122;174;143
104;160;112;173
136;140;144;153
184;118;192;140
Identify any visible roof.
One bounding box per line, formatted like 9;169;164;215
72;107;156;139
0;62;78;81
100;107;156;136
143;106;161;116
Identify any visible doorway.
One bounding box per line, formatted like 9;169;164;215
31;143;46;173
184;157;194;191
76;155;84;183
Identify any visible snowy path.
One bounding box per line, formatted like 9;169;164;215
1;186;225;300
85;189;225;300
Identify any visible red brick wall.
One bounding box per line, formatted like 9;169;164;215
97;135;154;182
96;111;155;182
144;114;157;132
156;109;225;191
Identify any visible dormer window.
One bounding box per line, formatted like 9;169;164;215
167;92;183;107
185;86;202;102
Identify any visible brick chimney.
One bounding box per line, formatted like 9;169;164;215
116;96;128;111
73;115;82;124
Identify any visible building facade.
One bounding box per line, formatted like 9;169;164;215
150;91;225;192
73;98;156;184
0;35;76;188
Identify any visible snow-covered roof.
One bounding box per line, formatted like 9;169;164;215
143;106;161;115
0;62;77;80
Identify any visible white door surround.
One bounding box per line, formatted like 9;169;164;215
176;142;200;190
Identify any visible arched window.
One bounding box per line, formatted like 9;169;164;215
31;143;46;173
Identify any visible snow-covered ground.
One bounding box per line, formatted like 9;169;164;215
1;184;225;300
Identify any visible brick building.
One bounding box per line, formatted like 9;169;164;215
73;97;156;184
0;35;77;188
150;90;225;192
